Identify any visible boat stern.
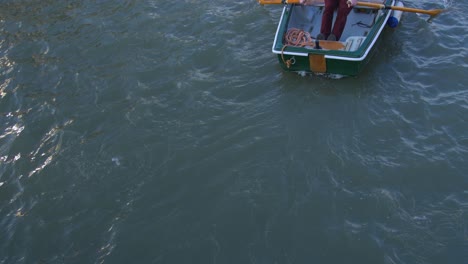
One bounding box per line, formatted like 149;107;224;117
272;0;395;76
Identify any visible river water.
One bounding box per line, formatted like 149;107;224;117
0;0;467;263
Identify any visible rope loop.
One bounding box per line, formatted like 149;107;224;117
281;28;315;68
284;28;316;47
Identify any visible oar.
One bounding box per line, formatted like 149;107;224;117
258;0;444;18
356;1;444;19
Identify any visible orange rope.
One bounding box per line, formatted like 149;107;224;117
284;28;316;47
281;45;292;68
281;28;316;68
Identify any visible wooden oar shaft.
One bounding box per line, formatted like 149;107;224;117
258;0;444;16
356;2;443;16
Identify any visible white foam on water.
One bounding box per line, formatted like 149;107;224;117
112;157;121;166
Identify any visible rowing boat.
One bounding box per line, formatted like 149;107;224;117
262;0;403;76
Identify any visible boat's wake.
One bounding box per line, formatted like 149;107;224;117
442;0;453;8
296;71;347;79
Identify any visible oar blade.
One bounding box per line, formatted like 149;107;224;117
427;8;444;16
258;0;283;4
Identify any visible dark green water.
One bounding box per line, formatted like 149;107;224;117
0;0;467;263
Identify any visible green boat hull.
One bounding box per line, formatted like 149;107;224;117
276;41;381;76
272;0;396;76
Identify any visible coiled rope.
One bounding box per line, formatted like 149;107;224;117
284;28;315;47
281;28;316;68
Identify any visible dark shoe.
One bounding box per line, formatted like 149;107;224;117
316;33;325;40
327;34;336;41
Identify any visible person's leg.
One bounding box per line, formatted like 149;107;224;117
331;0;353;41
320;0;339;39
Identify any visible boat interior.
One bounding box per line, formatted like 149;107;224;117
284;0;388;51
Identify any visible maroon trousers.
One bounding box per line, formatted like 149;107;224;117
320;0;353;41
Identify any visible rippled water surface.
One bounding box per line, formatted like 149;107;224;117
0;0;467;263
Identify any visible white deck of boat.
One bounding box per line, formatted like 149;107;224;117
287;5;381;44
